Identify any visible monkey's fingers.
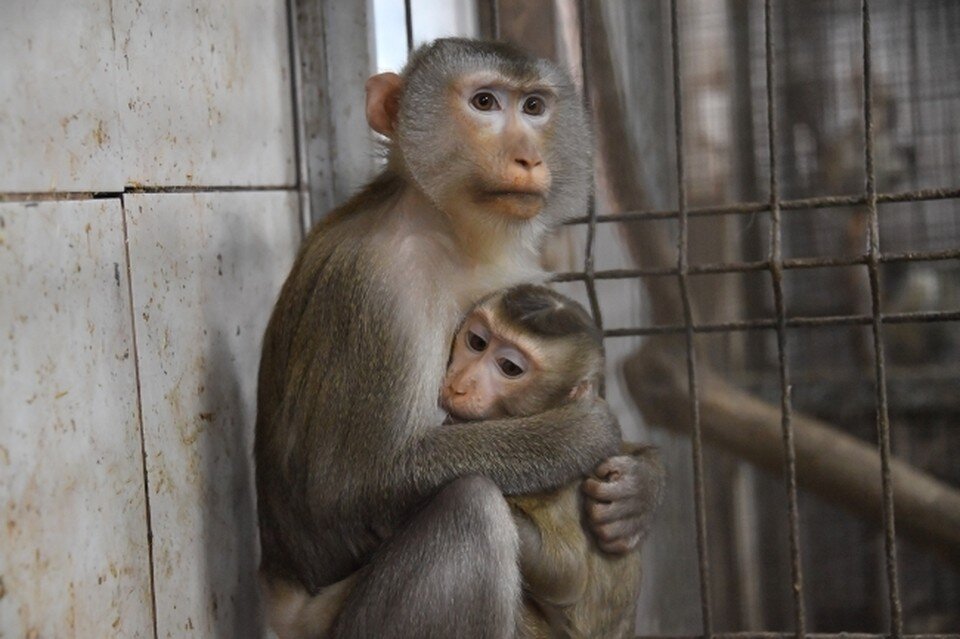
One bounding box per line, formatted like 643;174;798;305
592;520;642;554
582;474;635;503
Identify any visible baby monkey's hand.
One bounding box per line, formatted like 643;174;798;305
582;445;665;554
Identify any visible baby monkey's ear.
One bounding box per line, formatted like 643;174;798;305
366;72;403;137
569;378;594;401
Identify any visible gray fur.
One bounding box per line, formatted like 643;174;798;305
255;38;619;638
333;476;520;639
395;39;592;234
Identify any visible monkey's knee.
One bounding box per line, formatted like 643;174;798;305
435;475;520;561
433;476;521;632
335;476;520;639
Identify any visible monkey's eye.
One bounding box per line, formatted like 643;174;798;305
467;330;488;352
522;95;546;116
470;91;500;112
497;358;525;378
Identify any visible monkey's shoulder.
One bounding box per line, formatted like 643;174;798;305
285;216;403;316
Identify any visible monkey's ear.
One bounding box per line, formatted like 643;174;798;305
366;72;403;137
569;379;594;401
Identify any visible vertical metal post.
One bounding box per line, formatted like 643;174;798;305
669;0;713;635
578;0;604;334
490;0;501;40
287;0;312;237
404;0;414;52
861;1;903;635
763;1;807;636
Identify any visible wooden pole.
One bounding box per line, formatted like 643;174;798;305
623;342;960;568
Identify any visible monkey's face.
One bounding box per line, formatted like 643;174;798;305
391;39;591;233
441;310;539;421
441;73;556;221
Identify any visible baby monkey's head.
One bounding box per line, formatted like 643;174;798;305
442;284;603;421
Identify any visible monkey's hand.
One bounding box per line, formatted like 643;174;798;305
582;444;665;554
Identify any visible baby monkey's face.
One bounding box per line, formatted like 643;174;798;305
441;309;539;421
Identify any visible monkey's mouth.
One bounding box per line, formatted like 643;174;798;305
482;189;545;202
475;189;546;219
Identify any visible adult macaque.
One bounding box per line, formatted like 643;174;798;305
442;285;659;639
256;39;664;639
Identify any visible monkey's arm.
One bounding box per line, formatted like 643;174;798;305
258;237;619;590
510;488;589;607
582;444;665;554
411;399;621;497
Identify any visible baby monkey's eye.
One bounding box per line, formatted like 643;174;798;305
497;358;525;378
522;95;545;116
467;331;488;352
470;91;500;112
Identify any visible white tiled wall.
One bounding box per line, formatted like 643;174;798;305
0;200;153;637
0;1;301;636
114;0;295;187
126;192;299;637
0;0;124;191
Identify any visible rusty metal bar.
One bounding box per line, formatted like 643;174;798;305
563;186;960;225
669;1;714;634
489;0;500;40
578;0;603;331
286;0;312;237
604;309;960;338
551;247;960;282
861;1;903;635
404;0;414;52
634;634;960;639
763;1;807;635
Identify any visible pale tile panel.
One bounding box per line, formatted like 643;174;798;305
0;200;153;637
115;0;296;187
0;0;124;192
125;192;300;638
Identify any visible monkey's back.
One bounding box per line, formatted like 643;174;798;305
255;189;435;592
512;484;643;639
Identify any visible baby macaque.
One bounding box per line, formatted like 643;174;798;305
441;284;649;639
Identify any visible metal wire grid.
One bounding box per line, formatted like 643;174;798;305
520;0;953;636
554;0;949;636
398;0;954;635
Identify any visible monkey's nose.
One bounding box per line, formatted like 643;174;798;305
514;155;543;171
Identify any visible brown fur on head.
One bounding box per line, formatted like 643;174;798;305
442;285;603;421
365;39;592;255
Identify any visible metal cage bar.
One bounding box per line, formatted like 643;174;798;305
763;1;807;635
860;1;904;635
669;0;714;634
551;247;960;282
285;0;312;238
578;1;604;333
515;0;960;634
636;634;960;639
404;0;414;52
488;0;501;40
601;309;960;338
552;4;960;631
562;186;960;225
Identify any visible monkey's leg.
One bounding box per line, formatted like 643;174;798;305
332;475;521;639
